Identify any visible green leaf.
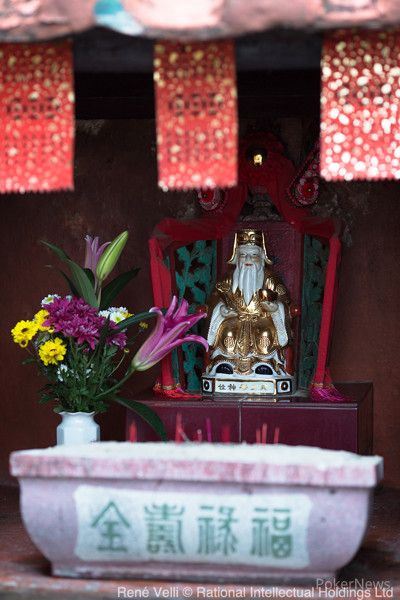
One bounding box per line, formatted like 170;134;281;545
113;396;167;441
22;357;36;365
100;267;140;310
95;316;114;356
39;396;52;404
42;240;96;302
66;260;98;307
117;311;155;331
41;240;71;262
84;268;95;288
57;269;80;296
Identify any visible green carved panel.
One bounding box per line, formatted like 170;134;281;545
172;240;217;391
298;235;329;389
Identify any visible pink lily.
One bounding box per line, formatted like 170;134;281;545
132;296;208;371
84;235;110;277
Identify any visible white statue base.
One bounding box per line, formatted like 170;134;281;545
202;373;296;396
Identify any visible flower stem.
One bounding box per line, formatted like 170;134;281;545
93;366;135;400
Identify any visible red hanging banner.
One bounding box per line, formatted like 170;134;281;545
0;40;74;194
154;40;238;190
321;29;400;181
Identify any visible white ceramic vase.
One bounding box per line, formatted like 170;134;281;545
56;412;100;446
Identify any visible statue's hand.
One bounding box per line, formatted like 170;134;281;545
262;300;278;313
220;305;236;318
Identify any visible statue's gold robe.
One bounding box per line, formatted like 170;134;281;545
207;271;291;362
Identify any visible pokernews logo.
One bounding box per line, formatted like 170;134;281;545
316;578;393;598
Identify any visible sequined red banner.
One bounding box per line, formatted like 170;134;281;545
0;41;74;193
154;40;237;190
288;141;319;207
321;30;400;181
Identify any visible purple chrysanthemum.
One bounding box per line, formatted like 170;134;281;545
43;296;127;350
106;321;127;349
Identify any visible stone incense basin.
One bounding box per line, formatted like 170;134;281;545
10;443;383;583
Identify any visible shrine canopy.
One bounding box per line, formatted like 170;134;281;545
150;133;343;401
2;0;400;42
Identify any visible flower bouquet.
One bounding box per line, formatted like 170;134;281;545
11;231;208;442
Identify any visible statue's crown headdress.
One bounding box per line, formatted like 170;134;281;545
228;229;273;265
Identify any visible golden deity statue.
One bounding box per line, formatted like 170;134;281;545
202;229;295;396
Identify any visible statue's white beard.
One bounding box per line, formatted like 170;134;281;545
232;264;264;306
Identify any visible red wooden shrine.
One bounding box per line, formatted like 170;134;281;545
126;133;373;453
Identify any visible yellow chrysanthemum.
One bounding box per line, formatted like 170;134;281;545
11;320;39;348
139;321;149;329
38;338;67;366
34;309;52;332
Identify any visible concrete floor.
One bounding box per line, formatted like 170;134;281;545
0;485;399;599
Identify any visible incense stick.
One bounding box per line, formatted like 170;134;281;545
128;421;137;443
273;426;280;444
221;424;231;443
261;423;268;445
175;412;183;443
206;418;212;443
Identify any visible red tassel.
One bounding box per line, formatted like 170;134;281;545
311;369;349;403
153;382;202;399
310;384;348;403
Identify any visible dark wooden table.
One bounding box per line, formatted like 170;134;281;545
127;382;373;454
0;484;399;599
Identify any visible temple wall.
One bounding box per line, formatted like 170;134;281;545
0;120;194;483
1;119;399;488
330;188;400;488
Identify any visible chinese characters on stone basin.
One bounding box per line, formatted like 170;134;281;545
74;488;311;568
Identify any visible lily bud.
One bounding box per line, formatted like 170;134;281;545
96;231;128;283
